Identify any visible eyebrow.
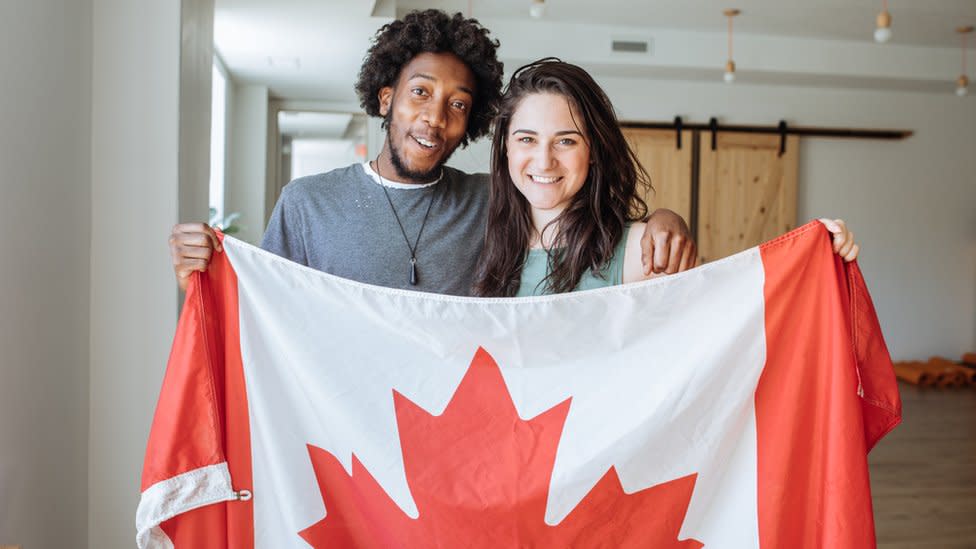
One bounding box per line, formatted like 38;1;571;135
408;73;475;97
511;129;585;137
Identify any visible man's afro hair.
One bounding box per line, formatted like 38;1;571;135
355;10;504;146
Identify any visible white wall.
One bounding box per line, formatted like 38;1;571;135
598;77;976;361
89;1;185;548
470;17;976;361
220;58;235;219
227;83;269;245
445;136;492;175
211;57;230;220
290;138;361;179
179;0;215;226
488;19;962;91
443;73;976;361
0;2;92;547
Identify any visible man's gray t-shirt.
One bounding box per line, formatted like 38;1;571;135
260;163;489;296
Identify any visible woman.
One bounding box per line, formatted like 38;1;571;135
473;58;858;297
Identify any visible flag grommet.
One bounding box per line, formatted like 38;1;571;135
235;489;252;502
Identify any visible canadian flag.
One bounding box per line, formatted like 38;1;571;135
137;221;901;548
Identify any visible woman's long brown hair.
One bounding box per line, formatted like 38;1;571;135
472;58;651;297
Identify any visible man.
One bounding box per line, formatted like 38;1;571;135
170;10;695;294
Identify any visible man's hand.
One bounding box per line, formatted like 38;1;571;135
818;218;859;262
169;223;222;291
640;208;696;275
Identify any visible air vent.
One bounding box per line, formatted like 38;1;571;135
612;39;651;54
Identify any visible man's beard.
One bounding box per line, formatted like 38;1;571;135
385;111;457;183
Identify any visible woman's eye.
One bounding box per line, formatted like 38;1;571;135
558;138;577;146
411;88;426;96
452;101;468;111
517;136;534;144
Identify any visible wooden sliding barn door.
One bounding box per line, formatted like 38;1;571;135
622;128;694;223
697;132;798;263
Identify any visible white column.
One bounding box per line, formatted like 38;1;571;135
227;83;269;245
89;0;212;547
0;1;92;547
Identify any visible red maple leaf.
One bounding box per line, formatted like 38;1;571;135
300;347;703;548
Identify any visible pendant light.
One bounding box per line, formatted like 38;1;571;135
874;0;892;43
957;26;973;97
529;0;545;18
724;9;740;83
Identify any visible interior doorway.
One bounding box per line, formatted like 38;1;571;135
278;110;368;192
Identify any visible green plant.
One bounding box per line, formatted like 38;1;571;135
209;207;242;235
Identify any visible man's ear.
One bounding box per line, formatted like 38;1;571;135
378;86;394;116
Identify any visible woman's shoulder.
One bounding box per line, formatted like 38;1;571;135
620;222;656;284
623;222;646;249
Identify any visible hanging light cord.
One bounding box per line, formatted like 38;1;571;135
727;15;734;61
963;32;968;75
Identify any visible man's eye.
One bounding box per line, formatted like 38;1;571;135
411;88;427;96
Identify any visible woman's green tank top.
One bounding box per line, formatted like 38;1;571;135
515;227;630;297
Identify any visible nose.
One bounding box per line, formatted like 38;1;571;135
422;100;446;129
533;145;557;170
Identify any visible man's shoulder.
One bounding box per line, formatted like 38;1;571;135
280;164;366;201
442;167;488;201
443;166;488;185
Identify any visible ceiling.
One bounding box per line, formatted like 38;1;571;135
279;111;351;138
215;0;976;103
397;0;976;47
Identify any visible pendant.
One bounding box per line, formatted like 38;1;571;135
410;257;418;285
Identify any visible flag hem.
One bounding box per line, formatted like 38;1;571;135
219;223;776;305
135;462;237;549
847;263;903;451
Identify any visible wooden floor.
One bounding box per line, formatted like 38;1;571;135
870;381;976;548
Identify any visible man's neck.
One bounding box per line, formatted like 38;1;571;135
363;161;440;190
374;145;440;186
372;147;404;183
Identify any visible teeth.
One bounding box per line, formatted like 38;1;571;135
530;175;560;184
413;136;436;148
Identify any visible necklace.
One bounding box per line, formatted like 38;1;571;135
373;160;440;285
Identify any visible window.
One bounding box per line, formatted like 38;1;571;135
209;58;228;221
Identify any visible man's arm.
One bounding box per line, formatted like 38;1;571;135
640;208;696;275
819;218;860;262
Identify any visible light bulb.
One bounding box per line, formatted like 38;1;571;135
874;11;892;43
957;75;970;97
529;0;545;18
957;85;969;97
724;60;736;83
